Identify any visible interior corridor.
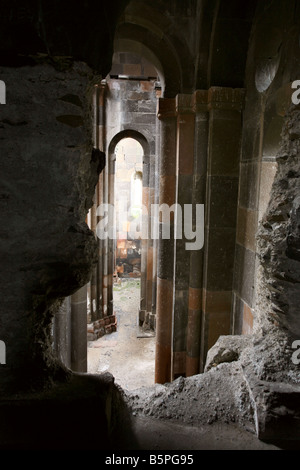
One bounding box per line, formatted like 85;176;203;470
0;0;299;451
88;278;155;390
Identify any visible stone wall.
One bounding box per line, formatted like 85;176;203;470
232;0;300;339
0;60;100;392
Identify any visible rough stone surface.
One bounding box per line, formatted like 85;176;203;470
0;62;100;393
204;334;252;372
124;331;300;444
124;362;255;433
246;106;300;440
256;106;300;341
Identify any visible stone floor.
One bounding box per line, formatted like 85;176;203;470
122;416;281;450
88;278;156;391
87;279;290;451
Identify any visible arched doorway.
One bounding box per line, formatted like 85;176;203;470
88;124;157;389
114;137;143;281
87;47;161;389
108;131;157;338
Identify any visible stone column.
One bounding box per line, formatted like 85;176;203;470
53;297;72;369
88;83;107;323
186;90;209;377
90;193;98;322
146;154;156;316
172;94;195;379
200;87;244;370
155;98;177;384
151;105;161;322
97;84;106;319
107;151;115;317
101;85;109;319
71;285;88;372
97;171;104;319
139;155;150;325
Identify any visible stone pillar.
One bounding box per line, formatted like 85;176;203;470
101;85;109;319
155;98;177;384
146;154;155;315
151;106;161;322
97;84;106;319
107;151;115;317
151;151;159;321
186;90;209;377
97;171;104;319
53;297;72;369
71;285;88;372
139;155;150;324
88;83;107;323
200;87;244;370
90;193;98;322
172;94;195;379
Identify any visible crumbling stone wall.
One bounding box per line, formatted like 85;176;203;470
0;61;100;392
0;0;132;451
256;105;300;348
0;0;130;394
232;0;300;339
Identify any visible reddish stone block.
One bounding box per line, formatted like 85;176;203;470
155;277;173;384
186;308;201;356
186;355;199;377
155;342;171;384
140;80;155;92
242;302;253;334
188;287;202;311
203;289;232;314
123;64;142;76
177;114;195;175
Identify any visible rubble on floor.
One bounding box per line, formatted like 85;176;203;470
122;331;300;447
